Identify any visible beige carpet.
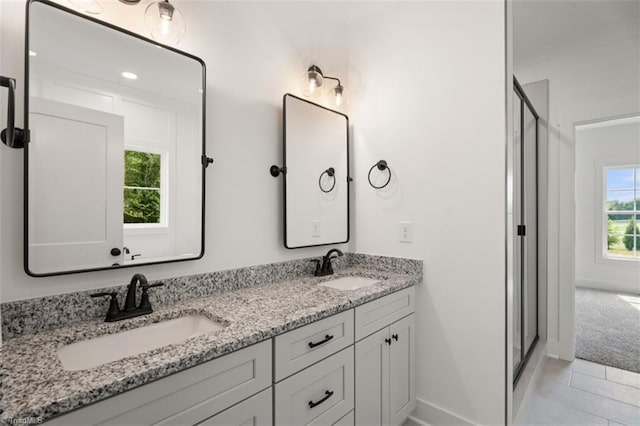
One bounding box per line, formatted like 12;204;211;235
575;287;640;373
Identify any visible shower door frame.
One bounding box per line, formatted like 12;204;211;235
513;77;540;386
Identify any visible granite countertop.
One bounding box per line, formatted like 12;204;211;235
0;266;419;422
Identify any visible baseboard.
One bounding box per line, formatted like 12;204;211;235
546;339;559;358
575;278;640;295
409;397;474;426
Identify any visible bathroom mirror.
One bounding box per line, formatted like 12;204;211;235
282;94;349;248
25;0;207;276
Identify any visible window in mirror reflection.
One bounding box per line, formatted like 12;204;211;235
124;149;165;226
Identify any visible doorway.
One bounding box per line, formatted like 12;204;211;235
574;115;640;374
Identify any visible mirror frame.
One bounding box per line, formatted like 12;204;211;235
282;93;350;249
24;0;208;277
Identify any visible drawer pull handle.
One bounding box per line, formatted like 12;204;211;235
385;338;392;345
392;334;399;341
308;334;334;348
308;390;334;408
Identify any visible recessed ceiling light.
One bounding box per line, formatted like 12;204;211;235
29;50;37;57
121;71;138;80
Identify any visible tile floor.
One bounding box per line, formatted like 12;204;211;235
522;357;640;425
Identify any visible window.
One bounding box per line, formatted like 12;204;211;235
124;149;164;226
604;166;640;259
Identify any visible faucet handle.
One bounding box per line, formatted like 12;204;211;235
140;281;164;290
310;259;322;276
90;291;120;320
138;282;163;310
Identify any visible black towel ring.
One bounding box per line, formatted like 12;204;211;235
368;160;391;189
319;167;336;193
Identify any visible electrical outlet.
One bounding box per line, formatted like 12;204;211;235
399;221;413;243
312;220;321;238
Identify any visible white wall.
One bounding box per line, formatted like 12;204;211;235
575;117;640;294
348;2;507;424
515;19;640;359
0;0;350;302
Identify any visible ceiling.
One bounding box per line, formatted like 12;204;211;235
30;1;203;105
513;0;640;54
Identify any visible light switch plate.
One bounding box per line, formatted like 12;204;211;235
399;221;413;243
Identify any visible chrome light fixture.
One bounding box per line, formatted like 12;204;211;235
301;64;346;107
144;0;186;44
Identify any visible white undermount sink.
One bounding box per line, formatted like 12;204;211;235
318;276;380;291
57;315;224;371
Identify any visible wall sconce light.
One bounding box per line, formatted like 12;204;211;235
301;64;347;108
144;0;186;44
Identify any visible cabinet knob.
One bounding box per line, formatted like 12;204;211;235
385;338;392;345
392;334;398;341
110;248;121;256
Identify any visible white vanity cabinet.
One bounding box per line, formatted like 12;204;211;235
44;287;415;426
354;287;416;426
274;286;416;426
46;340;272;426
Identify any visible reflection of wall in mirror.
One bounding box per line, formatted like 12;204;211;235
30;63;201;265
285;96;348;248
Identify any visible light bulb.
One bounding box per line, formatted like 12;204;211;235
335;92;343;106
332;84;346;108
160;18;170;35
301;65;324;98
145;0;186;44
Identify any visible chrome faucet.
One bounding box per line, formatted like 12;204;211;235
91;273;164;322
312;248;344;276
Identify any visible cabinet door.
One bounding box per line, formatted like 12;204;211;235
197;388;272;426
355;327;389;426
388;314;415;426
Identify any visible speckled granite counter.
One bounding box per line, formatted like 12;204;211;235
0;254;421;423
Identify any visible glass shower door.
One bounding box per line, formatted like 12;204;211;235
513;78;539;384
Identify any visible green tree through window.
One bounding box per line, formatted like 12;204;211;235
124;150;161;224
605;166;640;258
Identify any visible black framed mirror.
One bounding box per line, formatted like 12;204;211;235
24;0;208;276
281;94;349;249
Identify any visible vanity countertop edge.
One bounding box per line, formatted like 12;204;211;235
0;265;420;423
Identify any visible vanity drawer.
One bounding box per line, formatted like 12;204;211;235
275;310;354;381
333;410;354;426
47;340;272;426
355;287;415;341
275;346;354;426
196;388;272;426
